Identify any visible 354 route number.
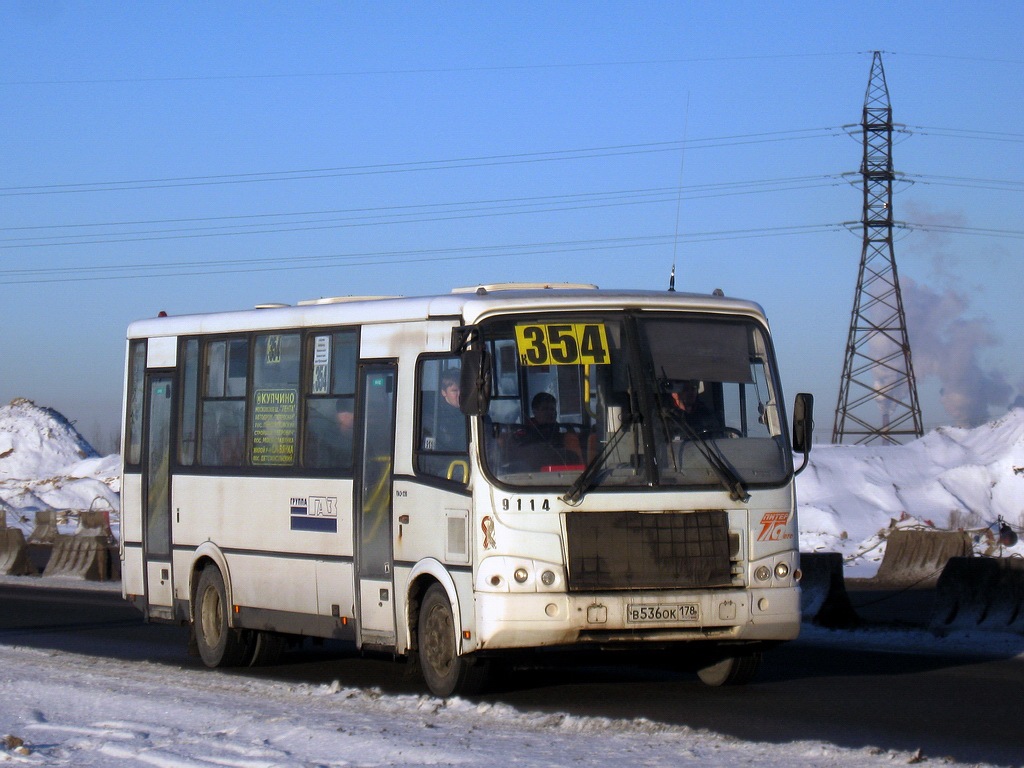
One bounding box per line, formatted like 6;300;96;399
514;323;610;366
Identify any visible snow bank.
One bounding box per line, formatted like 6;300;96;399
797;408;1024;576
0;398;98;480
0;399;119;536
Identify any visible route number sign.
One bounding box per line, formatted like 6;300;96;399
514;323;610;366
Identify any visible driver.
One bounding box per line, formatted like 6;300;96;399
665;380;721;436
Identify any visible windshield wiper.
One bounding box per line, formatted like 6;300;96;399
673;417;750;503
561;411;636;506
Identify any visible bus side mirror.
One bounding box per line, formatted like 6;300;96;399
791;392;813;472
459;347;491;416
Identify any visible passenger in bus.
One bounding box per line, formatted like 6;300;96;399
510;392;582;471
305;398;354;470
332;399;355;466
417;368;469;481
434;370;467;451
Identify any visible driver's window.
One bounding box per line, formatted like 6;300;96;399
416;357;469;483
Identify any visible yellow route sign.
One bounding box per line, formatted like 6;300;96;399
514;323;610;366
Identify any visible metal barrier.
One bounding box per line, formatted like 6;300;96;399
930;556;1024;635
799;552;859;628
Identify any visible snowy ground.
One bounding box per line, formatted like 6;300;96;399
3;399;1024;766
3;629;1016;768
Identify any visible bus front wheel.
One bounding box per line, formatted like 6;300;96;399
194;566;248;668
696;650;763;686
417;584;489;697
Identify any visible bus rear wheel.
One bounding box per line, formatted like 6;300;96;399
417;584;489;697
696;650;763;686
194;566;248;668
244;630;286;667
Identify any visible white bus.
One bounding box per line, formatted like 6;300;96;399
120;283;813;695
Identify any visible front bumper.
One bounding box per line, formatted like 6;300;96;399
473;586;800;650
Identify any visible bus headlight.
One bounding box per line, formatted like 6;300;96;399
774;562;790;579
476;557;564;592
755;565;771;582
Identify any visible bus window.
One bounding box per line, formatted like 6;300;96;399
303;330;358;472
200;338;248;466
416;357;468;482
304;397;355;470
178;339;200;465
125;340;146;467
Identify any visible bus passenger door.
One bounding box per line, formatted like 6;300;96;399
354;363;398;646
142;373;175;619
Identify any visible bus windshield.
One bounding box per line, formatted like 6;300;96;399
478;312;792;492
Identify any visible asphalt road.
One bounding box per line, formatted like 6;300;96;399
1;581;1021;767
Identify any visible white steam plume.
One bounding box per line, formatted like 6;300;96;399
901;276;1012;426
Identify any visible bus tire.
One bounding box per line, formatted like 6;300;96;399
697;650;763;686
194;565;248;668
245;631;286;667
417;584;489;697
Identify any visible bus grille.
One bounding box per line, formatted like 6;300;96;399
565;510;734;591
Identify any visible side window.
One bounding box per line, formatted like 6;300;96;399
303;330;358;471
125;340;146;467
178;338;200;465
200;337;249;466
249;333;301;466
416;357;468;483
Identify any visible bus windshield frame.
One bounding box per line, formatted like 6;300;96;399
475;310;793;493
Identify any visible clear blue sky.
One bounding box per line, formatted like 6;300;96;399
2;2;1021;450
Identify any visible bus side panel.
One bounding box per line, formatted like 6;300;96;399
391;479;473;653
120;472;145;599
392;480;471;568
171;475;355;621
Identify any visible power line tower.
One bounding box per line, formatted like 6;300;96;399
832;51;924;445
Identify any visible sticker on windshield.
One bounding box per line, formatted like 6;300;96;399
514;323;610;366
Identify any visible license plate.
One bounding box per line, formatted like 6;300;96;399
626;603;699;623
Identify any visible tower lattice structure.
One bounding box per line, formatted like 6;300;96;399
832;51;923;445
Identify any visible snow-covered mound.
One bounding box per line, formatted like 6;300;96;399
797;408;1024;577
0;398;98;480
0;398;119;535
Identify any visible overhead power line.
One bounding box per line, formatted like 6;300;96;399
0;52;861;87
0;224;842;285
900;221;1024;239
905;125;1024;143
889;52;1024;66
0;129;843;197
5;50;1017;89
905;173;1024;192
0;175;845;249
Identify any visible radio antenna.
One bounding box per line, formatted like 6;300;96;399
668;92;691;292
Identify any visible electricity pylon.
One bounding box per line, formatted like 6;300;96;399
832;51;924;445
